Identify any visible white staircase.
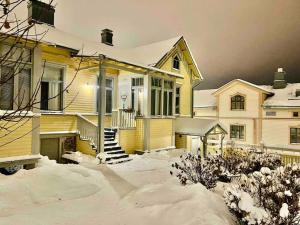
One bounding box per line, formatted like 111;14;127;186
77;114;132;164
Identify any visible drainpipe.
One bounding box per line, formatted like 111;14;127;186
97;54;106;154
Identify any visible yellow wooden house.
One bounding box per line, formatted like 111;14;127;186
0;3;202;168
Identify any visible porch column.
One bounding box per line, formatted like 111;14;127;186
97;55;106;153
31;45;42;155
143;74;151;151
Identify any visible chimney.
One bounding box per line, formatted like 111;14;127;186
28;0;55;26
273;68;287;89
101;29;113;46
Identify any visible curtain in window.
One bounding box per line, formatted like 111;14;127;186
0;66;14;110
18;68;31;109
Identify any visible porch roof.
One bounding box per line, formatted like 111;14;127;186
175;118;227;137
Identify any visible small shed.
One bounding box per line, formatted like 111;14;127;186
175;118;227;157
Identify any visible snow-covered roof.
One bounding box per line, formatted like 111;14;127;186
194;89;217;108
213;79;273;95
125;36;182;66
21;24;193;78
263;83;300;108
175;118;226;136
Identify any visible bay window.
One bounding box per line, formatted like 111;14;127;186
41;65;63;111
151;77;161;116
163;80;173;116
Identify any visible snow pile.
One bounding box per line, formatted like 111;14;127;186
0;152;234;225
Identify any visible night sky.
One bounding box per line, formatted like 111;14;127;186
18;0;300;89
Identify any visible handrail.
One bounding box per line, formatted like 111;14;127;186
76;114;98;149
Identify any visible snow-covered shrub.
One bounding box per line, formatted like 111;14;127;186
170;153;220;189
225;164;300;225
223;148;282;175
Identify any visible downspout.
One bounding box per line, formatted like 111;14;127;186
97;54;106;154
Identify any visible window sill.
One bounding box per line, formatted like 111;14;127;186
41;110;64;115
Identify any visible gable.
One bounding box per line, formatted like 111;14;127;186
213;79;272;96
155;38;202;81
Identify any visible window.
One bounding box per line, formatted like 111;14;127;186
0;44;32;110
266;111;276;116
290;128;300;144
41;65;63;111
231;94;245;110
293;112;299;118
0;66;14;110
163;80;173;116
18;68;31;109
230;125;245;140
175;86;180;114
151;78;162;116
172;55;180;70
132;77;143;87
105;78;113;114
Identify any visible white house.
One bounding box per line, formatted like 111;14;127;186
193;68;300;151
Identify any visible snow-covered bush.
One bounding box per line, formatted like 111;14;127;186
223;148;282;175
225;164;300;225
170;153;220;189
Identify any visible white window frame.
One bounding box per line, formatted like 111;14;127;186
40;62;66;113
163;80;174;117
172;54;180;71
175;85;181;115
105;77;114;115
151;77;162;116
0;43;33;111
230;124;246;141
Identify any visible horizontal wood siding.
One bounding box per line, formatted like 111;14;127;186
119;118;144;154
175;133;187;149
83;115;112;128
40;115;77;133
0;119;32;157
150;119;173;150
76;136;96;156
119;129;136;154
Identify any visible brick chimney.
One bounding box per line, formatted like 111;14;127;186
101;29;113;46
273;68;287;89
28;0;55;26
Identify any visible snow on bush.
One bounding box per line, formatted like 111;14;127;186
171;149;283;188
170;153;221;189
222;148;282;175
225;164;300;225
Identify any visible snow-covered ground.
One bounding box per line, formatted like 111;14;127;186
0;150;235;225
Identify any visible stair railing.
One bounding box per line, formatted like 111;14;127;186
112;109;136;129
77;114;98;148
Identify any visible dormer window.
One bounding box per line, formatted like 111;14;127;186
231;94;245;110
172;55;180;70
